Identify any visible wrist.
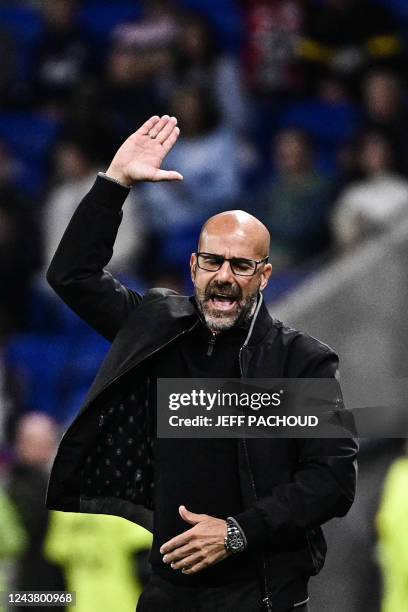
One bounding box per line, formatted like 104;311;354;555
104;165;133;188
232;508;268;551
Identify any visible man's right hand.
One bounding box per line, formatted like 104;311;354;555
105;115;183;187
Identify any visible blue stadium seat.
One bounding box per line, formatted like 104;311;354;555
373;0;408;42
0;5;42;38
374;0;408;19
0;4;43;79
62;385;93;425
64;335;109;391
5;328;109;422
276;99;362;172
79;1;142;48
5;333;72;418
278;99;362;149
179;0;243;51
160;222;201;270
0;113;60;196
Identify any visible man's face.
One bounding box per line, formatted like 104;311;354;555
190;230;272;332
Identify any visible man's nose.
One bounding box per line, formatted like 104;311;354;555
214;260;235;282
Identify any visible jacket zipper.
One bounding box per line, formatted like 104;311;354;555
239;344;273;611
206;332;216;356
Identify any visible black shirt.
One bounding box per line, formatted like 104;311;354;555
149;318;257;586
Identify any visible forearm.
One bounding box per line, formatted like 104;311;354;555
234;351;358;551
233;436;358;551
46;174;142;341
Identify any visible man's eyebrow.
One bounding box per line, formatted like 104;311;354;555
201;252;257;261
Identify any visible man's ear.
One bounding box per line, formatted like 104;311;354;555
260;263;272;291
190;253;197;283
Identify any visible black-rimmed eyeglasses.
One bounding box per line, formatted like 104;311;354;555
195;252;269;276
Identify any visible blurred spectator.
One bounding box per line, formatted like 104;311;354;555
331;131;408;249
376;443;408;612
44;512;152;612
101;43;166;137
7;413;65;611
317;75;352;106
0;26;17;108
32;0;92;117
43;135;144;276
0;352;7;446
101;0;181;136
0;486;27;598
141;83;242;280
242;0;305;101
361;69;408;174
300;0;405;98
62;80;123;176
113;0;179;54
106;0;179;134
173;12;248;132
256;128;334;269
0;334;13;447
0;141;41;331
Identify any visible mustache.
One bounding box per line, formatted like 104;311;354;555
204;281;242;301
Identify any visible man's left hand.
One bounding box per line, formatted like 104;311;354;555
160;505;230;574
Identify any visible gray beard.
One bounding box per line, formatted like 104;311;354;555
195;289;259;333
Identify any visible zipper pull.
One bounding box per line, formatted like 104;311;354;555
206;333;216;356
262;597;272;611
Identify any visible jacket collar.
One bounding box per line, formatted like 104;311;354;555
242;293;275;348
84;290;275;408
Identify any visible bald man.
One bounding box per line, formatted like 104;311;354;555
46;116;357;612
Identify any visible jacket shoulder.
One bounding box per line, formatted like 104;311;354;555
142;287;182;302
277;320;336;357
270;319;338;377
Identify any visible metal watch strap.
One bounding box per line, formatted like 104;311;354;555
97;172;130;189
224;516;247;553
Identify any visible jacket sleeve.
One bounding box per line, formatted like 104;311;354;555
46;175;143;342
233;344;358;551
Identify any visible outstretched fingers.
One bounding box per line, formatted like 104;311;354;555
136;115;160;135
147;115;171;139
156;116;178;143
162;124;181;155
134;115;180;149
131;114;183;182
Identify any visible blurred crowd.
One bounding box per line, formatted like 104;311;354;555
1;0;408;610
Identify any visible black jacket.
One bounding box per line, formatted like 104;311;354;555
46;175;358;611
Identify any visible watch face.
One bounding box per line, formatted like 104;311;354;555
227;524;244;552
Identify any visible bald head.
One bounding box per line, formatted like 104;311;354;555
198;210;270;260
192;210;272;332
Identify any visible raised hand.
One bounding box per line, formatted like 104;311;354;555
105;115;183;187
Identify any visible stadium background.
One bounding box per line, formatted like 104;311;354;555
0;1;407;611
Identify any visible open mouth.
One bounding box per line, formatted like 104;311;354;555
209;293;238;312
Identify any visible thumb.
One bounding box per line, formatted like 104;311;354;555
153;169;184;182
179;505;203;525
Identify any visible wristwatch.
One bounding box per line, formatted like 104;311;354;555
224;517;247;553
